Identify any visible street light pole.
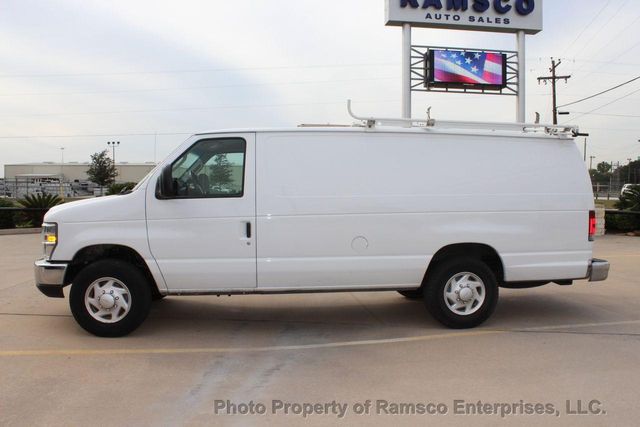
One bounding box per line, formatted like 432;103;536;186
107;141;120;164
59;147;65;198
107;141;120;181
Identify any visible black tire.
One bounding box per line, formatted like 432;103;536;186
69;259;152;337
424;258;498;329
398;289;423;300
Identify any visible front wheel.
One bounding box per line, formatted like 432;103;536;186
69;259;152;337
424;258;498;329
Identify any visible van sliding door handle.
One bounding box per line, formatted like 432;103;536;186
245;222;252;238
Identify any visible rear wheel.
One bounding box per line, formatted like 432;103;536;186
424;258;498;329
69;259;152;337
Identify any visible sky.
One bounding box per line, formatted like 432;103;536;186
1;0;639;176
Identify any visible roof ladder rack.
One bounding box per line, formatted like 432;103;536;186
347;100;579;136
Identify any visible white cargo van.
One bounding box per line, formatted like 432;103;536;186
35;115;609;336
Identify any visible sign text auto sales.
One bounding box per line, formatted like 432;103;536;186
386;0;542;34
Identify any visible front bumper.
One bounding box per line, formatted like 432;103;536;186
34;259;68;298
588;259;610;282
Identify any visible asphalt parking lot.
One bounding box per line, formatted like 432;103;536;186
0;234;639;426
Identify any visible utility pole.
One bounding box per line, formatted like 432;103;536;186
537;58;571;125
628;158;633;183
589;156;596;171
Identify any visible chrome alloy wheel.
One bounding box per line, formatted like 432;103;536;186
84;277;131;323
443;272;486;316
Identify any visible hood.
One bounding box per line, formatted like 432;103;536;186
45;189;146;224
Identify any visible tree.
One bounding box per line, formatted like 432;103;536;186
210;154;233;190
596;161;612;175
87;150;117;195
17;193;63;227
590;161;613;186
617;160;640;184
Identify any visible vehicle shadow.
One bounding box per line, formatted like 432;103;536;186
133;290;614;340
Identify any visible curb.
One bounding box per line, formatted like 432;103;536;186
0;228;41;236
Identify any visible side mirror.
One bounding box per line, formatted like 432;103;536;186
158;164;176;198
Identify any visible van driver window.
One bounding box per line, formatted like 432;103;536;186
171;138;246;198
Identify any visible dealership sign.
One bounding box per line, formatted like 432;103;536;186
385;0;543;34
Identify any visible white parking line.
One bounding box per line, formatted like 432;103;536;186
513;319;640;331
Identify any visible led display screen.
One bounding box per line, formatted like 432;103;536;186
428;49;507;88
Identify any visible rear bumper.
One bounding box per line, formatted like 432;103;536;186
588;259;610;282
34;259;68;298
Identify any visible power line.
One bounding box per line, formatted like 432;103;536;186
571;0;631;60
0;62;399;79
557;76;640;108
527;57;640;67
579;14;640;65
571;15;640;81
567;112;640;118
0;99;399;118
0;132;191;139
563;87;640;123
0;76;396;98
560;0;613;57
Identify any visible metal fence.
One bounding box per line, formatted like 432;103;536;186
0;177;95;199
593;184;624;200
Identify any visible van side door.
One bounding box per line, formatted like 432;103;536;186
146;133;256;292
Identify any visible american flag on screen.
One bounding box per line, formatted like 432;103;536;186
433;50;504;86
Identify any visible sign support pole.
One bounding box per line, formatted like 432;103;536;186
516;30;526;123
402;23;412;119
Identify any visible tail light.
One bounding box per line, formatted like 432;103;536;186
588;210;596;241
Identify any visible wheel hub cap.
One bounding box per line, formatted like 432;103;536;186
98;294;116;309
443;272;486;316
459;287;474;302
84;277;131;324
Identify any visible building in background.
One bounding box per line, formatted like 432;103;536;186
3;162;156;198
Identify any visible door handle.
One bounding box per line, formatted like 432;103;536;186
245;222;252;238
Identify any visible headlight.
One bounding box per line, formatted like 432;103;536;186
42;223;58;260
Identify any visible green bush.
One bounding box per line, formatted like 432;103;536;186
107;182;136;196
605;212;640;232
16;193;63;227
0;198;16;229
